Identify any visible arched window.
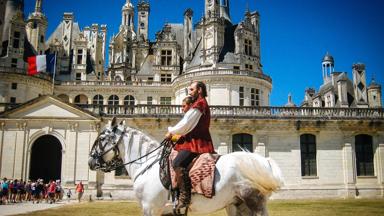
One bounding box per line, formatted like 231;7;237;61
124;95;135;114
108;95;119;114
93;95;104;105
300;134;317;176
74;94;88;104
355;134;374;176
232;133;253;152
57;94;69;103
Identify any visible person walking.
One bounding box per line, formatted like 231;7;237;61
75;181;84;203
166;81;215;210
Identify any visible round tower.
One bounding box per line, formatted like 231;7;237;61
26;0;48;55
121;0;134;31
322;52;334;83
367;79;382;108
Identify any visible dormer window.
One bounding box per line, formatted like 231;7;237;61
161;50;172;66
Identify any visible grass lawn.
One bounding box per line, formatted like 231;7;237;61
15;199;384;216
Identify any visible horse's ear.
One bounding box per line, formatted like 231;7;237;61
111;117;117;127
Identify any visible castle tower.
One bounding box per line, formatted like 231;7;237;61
137;0;150;41
26;0;48;55
1;0;24;56
121;0;134;31
205;0;220;18
322;52;334;83
352;63;368;108
201;0;225;66
367;79;382;108
183;8;193;63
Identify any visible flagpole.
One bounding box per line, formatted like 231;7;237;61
51;52;57;95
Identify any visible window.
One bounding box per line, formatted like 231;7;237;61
244;39;252;56
300;134;317;176
92;95;104;105
77;49;83;64
108;95;119;114
13;31;20;49
161;50;172;66
76;73;81;80
160;74;172;83
11;58;17;68
124;95;135;114
160;97;171;105
147;96;153;105
239;86;244;106
232;134;253;152
355;134;374;176
251;88;260;106
11;83;17;90
10;97;16;104
233;66;240;70
40;35;44;43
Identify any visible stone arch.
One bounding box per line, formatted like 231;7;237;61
28;133;64;182
74;94;88;104
57;94;69;103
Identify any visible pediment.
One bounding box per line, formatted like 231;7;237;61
3;96;98;120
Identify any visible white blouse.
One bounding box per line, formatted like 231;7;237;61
167;108;202;135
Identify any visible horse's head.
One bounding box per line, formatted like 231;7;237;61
88;117;126;172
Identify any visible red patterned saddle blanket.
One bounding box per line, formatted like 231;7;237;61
169;149;220;198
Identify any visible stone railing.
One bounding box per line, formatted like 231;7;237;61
75;104;383;120
1;103;382;119
0;66;52;81
58;80;171;87
174;69;272;83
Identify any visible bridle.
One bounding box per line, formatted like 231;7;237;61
89;123;168;173
89;123;126;172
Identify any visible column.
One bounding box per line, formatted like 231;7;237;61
377;144;384;197
342;142;356;198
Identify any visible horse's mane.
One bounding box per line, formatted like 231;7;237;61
123;126;162;180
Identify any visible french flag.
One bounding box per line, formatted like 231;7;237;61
27;54;56;75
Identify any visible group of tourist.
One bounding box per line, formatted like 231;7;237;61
0;177;85;205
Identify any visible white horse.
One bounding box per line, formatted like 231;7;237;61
89;119;284;216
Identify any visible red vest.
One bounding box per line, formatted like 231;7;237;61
175;97;215;153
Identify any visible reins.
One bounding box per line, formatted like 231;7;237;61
117;139;168;168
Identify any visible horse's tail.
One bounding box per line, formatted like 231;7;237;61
233;152;284;196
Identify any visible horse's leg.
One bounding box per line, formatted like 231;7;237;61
235;184;269;216
225;202;253;216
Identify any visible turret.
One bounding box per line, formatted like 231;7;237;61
367;78;382;108
121;0;134;31
205;0;220;18
26;0;47;55
1;0;24;56
137;0;150;41
322;52;334;83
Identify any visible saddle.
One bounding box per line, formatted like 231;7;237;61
159;143;220;198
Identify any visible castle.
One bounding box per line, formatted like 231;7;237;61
0;0;383;199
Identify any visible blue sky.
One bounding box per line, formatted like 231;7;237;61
24;0;384;106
